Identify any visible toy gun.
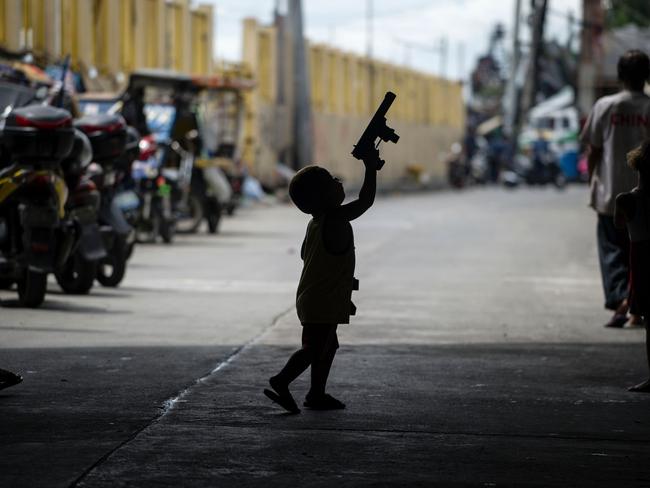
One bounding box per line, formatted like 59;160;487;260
351;91;399;170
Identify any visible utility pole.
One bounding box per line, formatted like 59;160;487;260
523;0;549;111
505;0;522;141
439;37;447;78
439;37;448;123
288;0;312;168
457;41;465;81
274;0;285;106
367;0;374;112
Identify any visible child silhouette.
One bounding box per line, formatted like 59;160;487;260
615;140;650;392
264;149;380;413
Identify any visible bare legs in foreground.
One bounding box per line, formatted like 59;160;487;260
629;320;650;392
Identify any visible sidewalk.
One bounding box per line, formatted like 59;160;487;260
73;309;650;487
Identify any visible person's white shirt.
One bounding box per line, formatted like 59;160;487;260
581;90;650;215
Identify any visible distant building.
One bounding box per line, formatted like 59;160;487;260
578;2;650;116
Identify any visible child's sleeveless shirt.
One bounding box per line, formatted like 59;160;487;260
627;188;650;315
296;216;356;325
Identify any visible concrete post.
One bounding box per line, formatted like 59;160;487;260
136;0;164;69
104;0;121;74
189;5;214;75
44;0;62;59
75;0;94;70
180;0;191;73
3;0;22;51
241;18;261;171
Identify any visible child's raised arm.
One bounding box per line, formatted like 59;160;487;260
333;150;380;221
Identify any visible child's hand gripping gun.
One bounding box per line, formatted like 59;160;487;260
351;91;400;170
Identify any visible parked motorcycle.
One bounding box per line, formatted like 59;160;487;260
0;105;74;307
446;143;469;189
54;129;107;294
170;134;225;235
131;134;175;244
75;114;133;287
524;153;567;188
223;167;243;216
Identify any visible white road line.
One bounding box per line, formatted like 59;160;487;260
125;278;296;294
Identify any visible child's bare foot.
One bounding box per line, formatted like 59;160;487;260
625;314;645;328
604;300;629;328
304;393;346;410
264;376;300;414
628;379;650;393
604;312;628;328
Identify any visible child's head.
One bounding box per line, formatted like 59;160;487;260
627;139;650;179
289;165;345;215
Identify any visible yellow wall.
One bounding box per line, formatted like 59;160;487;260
0;0;5;46
120;0;136;73
191;6;213;76
243;17;465;186
60;0;79;62
1;0;215;84
165;0;191;72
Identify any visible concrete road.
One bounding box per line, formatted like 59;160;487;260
1;186;649;487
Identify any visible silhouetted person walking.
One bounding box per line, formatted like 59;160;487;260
264;149;380;414
615;140;650;392
581;50;650;328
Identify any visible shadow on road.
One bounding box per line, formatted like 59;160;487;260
2;342;649;487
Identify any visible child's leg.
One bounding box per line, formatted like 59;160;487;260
272;325;324;387
629;318;650;392
265;329;319;414
272;348;312;387
308;326;338;398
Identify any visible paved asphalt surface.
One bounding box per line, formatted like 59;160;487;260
1;186;649;487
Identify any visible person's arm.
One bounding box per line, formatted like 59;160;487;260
332;149;379;222
579;104;604;182
586;145;603;182
614;193;635;229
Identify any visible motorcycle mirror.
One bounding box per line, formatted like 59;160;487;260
35;86;49;101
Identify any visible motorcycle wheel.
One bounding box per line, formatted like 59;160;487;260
175;194;203;234
55;253;97;295
17;269;47;308
125;241;135;260
207;199;222;234
135;219;157;244
97;244;127;288
554;173;567;189
159;218;174;244
0;278;14;290
151;200;174;244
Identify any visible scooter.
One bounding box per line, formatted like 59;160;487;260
75;114;133;287
0;104;74;307
54;129;107;294
131;134;175;244
525;152;567;189
171;135;225;235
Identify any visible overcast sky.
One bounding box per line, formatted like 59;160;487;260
205;0;582;81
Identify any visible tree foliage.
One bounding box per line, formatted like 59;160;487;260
606;0;650;28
